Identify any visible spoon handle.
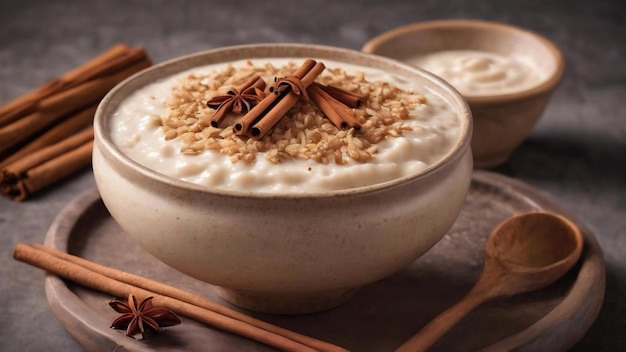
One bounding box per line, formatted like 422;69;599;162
395;290;490;352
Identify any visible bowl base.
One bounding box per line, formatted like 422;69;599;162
215;286;358;315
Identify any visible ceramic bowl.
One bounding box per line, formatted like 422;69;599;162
362;19;564;168
93;43;473;314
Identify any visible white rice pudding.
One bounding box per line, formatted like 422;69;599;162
111;59;461;193
407;50;544;96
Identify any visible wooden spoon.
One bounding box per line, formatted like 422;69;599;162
396;212;584;352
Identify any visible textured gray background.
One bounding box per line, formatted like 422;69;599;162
1;0;624;351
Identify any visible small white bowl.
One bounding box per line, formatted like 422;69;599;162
363;19;564;168
93;43;473;314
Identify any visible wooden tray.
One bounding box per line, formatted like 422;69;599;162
43;171;605;352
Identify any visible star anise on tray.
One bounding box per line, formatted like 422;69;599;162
109;294;181;339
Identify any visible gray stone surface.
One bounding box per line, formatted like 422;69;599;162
0;0;624;351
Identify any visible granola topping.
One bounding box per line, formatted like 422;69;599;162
111;59;461;192
160;60;424;164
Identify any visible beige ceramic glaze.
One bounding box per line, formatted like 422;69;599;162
362;19;564;168
93;43;473;314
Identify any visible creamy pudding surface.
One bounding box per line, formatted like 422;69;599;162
407;50;544;96
110;58;462;193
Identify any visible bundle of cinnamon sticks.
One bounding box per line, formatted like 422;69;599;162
231;59;366;139
0;44;152;201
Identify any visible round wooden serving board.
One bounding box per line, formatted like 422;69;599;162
43;171;605;352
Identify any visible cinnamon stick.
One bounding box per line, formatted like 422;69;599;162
38;58;151;114
234;60;317;136
307;84;361;130
0;129;94;201
31;244;347;352
0;44;144;127
238;60;325;139
313;83;366;109
277;59;318;92
233;91;280;135
0;104;96;169
308;85;349;130
0;58;150;156
250;61;325;139
13;244;348;352
208;100;236;128
65;46;148;83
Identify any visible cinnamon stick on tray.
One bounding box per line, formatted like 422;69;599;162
13;243;349;352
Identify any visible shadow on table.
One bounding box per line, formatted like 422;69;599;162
568;266;625;351
492;132;626;190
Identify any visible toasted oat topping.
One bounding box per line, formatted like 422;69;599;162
160;60;427;164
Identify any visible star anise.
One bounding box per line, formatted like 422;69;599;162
207;86;264;113
109;295;181;339
206;75;266;127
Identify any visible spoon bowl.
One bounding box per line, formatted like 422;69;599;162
396;212;584;352
484;212;584;296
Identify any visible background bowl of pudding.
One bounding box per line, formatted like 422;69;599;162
93;43;473;314
362;19;564;168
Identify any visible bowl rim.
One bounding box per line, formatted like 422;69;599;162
94;43;472;200
361;19;565;104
